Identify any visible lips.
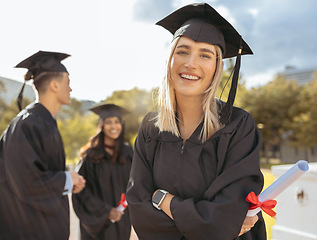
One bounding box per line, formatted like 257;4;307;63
109;130;119;135
180;73;200;81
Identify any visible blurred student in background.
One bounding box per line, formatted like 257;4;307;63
72;104;133;240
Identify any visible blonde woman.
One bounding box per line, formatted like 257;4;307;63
126;3;266;240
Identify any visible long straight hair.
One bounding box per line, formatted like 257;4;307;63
155;37;224;142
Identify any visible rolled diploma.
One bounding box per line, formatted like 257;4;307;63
116;200;128;212
247;160;309;217
111;195;128;223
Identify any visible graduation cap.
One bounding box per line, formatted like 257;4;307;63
156;3;253;124
14;50;70;111
90;104;130;121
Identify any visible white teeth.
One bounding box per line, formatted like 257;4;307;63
181;74;199;80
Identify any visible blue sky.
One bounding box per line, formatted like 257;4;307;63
1;0;316;102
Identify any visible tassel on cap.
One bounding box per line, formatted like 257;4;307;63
219;38;243;125
17;82;26;111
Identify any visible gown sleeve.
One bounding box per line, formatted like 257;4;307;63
72;159;113;238
3;116;66;214
127;112;266;240
126;114;182;240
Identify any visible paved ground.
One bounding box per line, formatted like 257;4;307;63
68;195;138;240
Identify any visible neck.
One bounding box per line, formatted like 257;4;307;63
176;95;204;125
38;95;62;117
104;138;116;147
176;95;204;141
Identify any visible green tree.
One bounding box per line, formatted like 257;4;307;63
288;78;317;159
57;98;96;164
58;98;84;120
104;87;156;143
58;113;96;164
0;80;5;93
240;76;301;162
0;80;7;112
0;98;32;134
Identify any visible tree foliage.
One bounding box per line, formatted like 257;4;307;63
58;113;97;164
0;98;32;134
0;80;7;114
239;76;301;160
103;87;157;142
288;78;317;148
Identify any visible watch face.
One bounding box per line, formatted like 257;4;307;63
153;191;165;204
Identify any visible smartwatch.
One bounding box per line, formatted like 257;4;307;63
152;190;169;210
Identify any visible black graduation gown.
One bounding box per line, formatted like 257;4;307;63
72;144;133;240
0;102;69;240
126;107;267;240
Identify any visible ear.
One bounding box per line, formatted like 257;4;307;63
49;79;60;93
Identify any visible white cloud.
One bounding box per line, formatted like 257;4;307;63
247;8;259;18
244;68;279;89
1;0;316;102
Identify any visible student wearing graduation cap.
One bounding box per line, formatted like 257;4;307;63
126;3;266;240
0;51;86;240
72;103;133;240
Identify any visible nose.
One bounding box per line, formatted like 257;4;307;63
184;55;197;69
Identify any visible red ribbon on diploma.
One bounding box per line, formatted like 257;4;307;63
117;193;128;209
246;191;277;217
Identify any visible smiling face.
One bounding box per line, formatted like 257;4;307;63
170;36;217;98
103;116;123;142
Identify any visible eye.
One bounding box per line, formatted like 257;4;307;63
175;50;189;56
104;119;112;125
200;53;212;59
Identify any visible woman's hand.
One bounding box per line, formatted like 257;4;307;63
238;215;259;236
108;208;124;222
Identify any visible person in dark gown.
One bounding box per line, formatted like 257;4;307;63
126;3;267;240
72;104;133;240
0;51;85;240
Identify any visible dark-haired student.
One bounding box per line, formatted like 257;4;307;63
0;51;85;240
72;104;133;240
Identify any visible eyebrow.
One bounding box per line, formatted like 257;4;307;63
177;44;215;55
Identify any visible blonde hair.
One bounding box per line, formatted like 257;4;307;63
155;37;224;142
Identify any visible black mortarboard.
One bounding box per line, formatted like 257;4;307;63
90;104;130;121
156;3;253;124
15;50;70;110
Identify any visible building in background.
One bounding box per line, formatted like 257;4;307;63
277;66;317;86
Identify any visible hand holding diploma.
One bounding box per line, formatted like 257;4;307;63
246;160;309;217
110;193;128;223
